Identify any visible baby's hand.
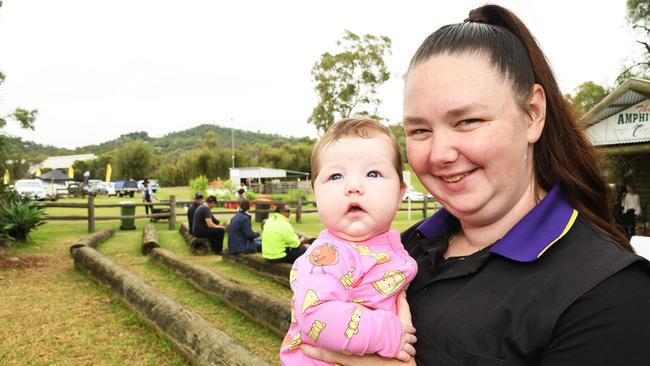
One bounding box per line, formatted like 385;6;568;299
395;291;416;361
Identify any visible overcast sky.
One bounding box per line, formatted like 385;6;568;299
0;0;642;149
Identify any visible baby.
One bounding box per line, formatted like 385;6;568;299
280;118;418;365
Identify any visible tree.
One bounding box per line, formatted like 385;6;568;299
113;140;154;180
308;30;392;134
617;0;650;83
565;81;609;117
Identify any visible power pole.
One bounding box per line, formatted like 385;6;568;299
231;118;235;168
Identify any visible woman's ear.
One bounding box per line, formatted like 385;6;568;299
526;84;546;144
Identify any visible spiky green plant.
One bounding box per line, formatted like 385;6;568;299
1;201;46;242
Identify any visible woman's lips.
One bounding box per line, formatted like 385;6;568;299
439;169;476;183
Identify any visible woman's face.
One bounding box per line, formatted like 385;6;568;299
403;53;545;226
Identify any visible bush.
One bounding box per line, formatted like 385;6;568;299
0;201;46;242
288;189;308;201
245;190;256;200
188;175;208;194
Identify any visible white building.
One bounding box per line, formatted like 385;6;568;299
35;154;97;172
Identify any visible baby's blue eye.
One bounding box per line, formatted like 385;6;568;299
367;170;380;178
330;173;343;181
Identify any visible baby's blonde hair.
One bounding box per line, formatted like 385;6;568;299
310;117;404;187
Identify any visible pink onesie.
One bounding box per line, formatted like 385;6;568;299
280;229;418;365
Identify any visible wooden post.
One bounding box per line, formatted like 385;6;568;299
296;197;302;223
422;196;428;219
87;195;95;233
168;195;176;230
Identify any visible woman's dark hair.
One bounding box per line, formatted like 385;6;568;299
240;199;250;212
408;5;632;252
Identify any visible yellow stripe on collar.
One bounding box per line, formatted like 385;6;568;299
537;209;578;259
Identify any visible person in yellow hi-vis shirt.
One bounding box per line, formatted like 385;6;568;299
261;203;307;263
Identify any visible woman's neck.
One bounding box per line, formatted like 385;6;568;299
446;183;546;258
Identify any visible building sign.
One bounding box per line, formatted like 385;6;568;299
587;99;650;146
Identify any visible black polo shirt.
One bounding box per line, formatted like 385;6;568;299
404;186;650;365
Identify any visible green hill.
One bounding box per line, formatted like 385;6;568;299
6;124;314;159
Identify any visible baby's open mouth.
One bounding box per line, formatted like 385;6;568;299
347;204;364;213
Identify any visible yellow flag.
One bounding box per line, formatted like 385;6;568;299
68;166;74;179
105;163;112;182
3;170;9;185
35;167;42;177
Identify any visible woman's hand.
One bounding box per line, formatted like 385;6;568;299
301;345;417;366
396;291;417;361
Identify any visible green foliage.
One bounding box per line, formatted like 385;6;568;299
309;30;392;133
113;139;154;180
73;154;113;180
565;81;609;117
0;201;46;242
287;189;308;201
189;175;209;194
619;0;650;82
245;190;256;200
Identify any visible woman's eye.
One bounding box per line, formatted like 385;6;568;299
407;128;430;136
367;170;381;178
457;119;481;127
329;173;343;181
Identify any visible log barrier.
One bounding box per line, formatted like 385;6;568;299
141;224;160;255
222;252;291;288
149;247;291;336
179;223;211;255
72;246;271;366
69;228;115;257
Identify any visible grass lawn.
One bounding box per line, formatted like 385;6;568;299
1;196;438;365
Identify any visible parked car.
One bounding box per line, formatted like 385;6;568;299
115;180;139;197
403;188;425;201
98;182;116;196
14;179;49;201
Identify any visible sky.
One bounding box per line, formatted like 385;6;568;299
0;0;643;149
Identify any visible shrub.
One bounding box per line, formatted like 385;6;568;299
188;175;209;194
0;201;46;242
245;190;257;200
288;189;308;201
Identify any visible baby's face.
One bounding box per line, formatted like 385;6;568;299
314;135;404;241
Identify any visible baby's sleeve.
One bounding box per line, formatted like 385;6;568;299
290;241;403;357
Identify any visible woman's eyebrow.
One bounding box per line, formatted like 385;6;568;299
445;103;487;118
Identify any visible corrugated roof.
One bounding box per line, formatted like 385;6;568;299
580;78;650;127
39;154;97;169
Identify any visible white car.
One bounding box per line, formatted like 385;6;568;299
403;188;425;201
14;179;50;201
97;182;116;196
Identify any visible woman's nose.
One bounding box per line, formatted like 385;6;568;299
429;131;459;166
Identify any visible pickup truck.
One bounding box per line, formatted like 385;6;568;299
115;180;139;197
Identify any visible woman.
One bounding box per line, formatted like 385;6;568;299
303;4;650;365
622;184;642;239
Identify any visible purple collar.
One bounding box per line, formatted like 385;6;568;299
417;186;578;262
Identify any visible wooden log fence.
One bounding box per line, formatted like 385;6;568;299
72;246;270;366
69;227;115;256
39;195;439;233
179;223;211;255
142;224;160;255
148;247;291;336
222;252;292;288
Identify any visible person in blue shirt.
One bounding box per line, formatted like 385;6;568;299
227;199;261;254
303;4;650;366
